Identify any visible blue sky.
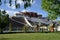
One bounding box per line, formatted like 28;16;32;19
0;0;49;17
0;0;60;20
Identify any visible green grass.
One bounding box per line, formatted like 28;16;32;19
0;33;60;40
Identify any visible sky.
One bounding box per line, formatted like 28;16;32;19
0;0;49;17
0;0;60;20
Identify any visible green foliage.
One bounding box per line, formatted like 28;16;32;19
15;4;20;8
57;20;60;24
0;0;2;5
42;0;60;20
2;10;6;14
24;2;29;9
23;0;31;9
48;13;57;20
23;0;30;2
9;0;12;6
0;10;9;33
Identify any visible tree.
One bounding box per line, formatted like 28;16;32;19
42;0;60;20
0;0;33;9
57;20;60;24
0;10;9;33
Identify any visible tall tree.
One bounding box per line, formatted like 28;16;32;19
0;10;9;33
42;0;60;20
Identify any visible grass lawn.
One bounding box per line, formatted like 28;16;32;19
0;33;60;40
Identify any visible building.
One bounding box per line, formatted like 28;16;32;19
3;12;52;32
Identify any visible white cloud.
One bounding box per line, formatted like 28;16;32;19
11;5;16;9
16;0;35;4
21;10;27;12
14;0;35;5
6;10;19;17
5;0;35;9
16;0;24;4
1;9;4;11
30;0;35;5
6;9;31;16
21;9;31;12
6;3;16;9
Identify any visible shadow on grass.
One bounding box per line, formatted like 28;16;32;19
0;32;50;34
0;38;9;40
0;32;37;34
0;31;59;34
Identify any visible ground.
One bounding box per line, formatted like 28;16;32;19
0;33;60;40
